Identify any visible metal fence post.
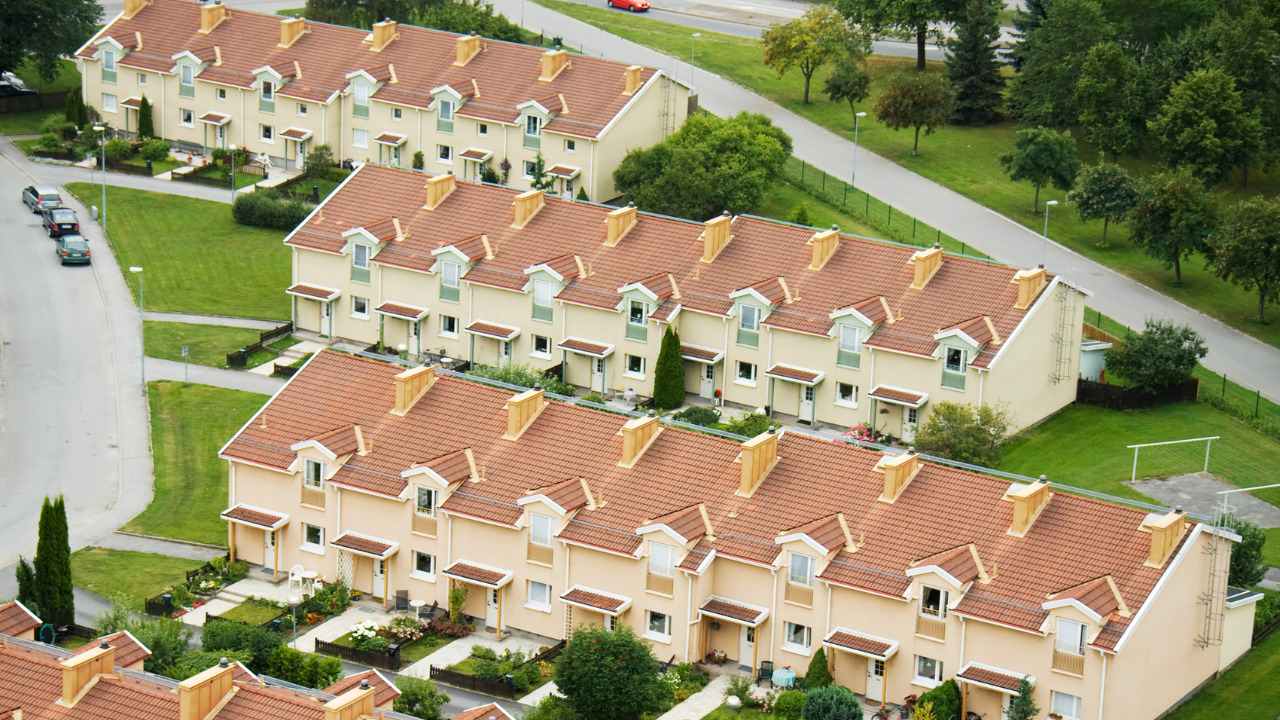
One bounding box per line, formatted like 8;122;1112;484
912;218;917;239
801;161;806;183
1222;374;1227;399
1257;391;1261;417
865;193;870;215
888;205;892;226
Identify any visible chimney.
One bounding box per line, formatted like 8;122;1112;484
392;366;436;416
59;643;115;707
278;16;308;48
122;0;151;20
199;1;228;34
540;49;569;82
700;212;733;263
423;173;457;211
455;33;481;66
604;203;637;247
512;189;546;229
324;683;376;720
909;244;943;290
504;387;548;440
370;18;398;51
1007;476;1052;537
1013;266;1048;310
177;660;234;720
876;450;921;503
623;65;643;96
618;412;662;468
808;225;840;270
1145;509;1188;568
736;428;781;497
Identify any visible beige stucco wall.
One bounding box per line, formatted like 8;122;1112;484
591;73;689;201
1220;598;1257;671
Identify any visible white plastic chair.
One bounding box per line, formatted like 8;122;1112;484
287;564;305;590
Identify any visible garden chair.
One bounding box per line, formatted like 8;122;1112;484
756;660;774;688
287;564;305;591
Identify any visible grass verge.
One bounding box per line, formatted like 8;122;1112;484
71;547;204;610
143;322;266;368
122;381;268;545
0;60;81;135
64;183;290;320
218;600;284;625
1165;628;1280;720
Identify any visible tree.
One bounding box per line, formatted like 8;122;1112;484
1208;2;1280;185
1149;68;1263;186
915;679;961;720
202;620;285;674
762;5;866;104
412;150;425;170
837;0;956;71
613;112;792;221
1099;0;1219;60
1223;515;1266;587
998;126;1080;213
804;647;833;688
790;202;812;225
528;152;554;191
653;326;686;410
1008;0;1111;127
394;675;451;720
131;617;195;674
1067;161;1140;246
1074;42;1144;160
1129;167;1217;284
64;87;88;127
14;557;38;616
1103;319;1207;393
137;95;155;140
1004;0;1050;70
0;0;100;81
800;685;863;720
1206;196;1280;321
914;401;1014;466
1006;677;1040;720
823;50;872;122
304;143;337;180
872;70;955;156
409;0;525;43
554;625;665;720
164;650;256;681
944;0;1005;125
266;646;343;688
33;496;73;626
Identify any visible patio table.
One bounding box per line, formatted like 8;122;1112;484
772;668;797;688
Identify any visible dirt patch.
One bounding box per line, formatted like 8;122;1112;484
1126;472;1280;528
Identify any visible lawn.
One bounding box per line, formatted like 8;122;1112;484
217;600;283;625
0;109;63;136
70;547;204;610
64;183;291;320
191;166;264;190
122;381;268;545
1165;629;1280;720
143;322;268;369
122;155;185;176
701;706;770;720
329;629;454;664
756;180;883;239
0;60;82;135
536;0;1280;350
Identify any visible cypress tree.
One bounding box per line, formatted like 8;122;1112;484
137;95;155;139
15;557;39;617
946;0;1005;125
33;496;74;626
805;647;834;688
652;326;686;410
64;88;79;124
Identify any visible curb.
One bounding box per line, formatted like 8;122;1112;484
111;530;229;551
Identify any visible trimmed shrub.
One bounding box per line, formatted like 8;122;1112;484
304;143;339;180
212;146;248;168
916;679;960;720
232;189;312;231
725;413;772;437
774;690;806;720
576;186;589;201
805;648;833;688
41;116;77;141
471;645;498;661
672;406;719;427
35;133;66;152
102;137;132;163
354;634;389;653
653;326;685;409
139;139;171;163
412;150;425;169
801;685;862;720
201;619;285;673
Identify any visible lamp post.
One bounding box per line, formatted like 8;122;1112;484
691;33;701;85
93;125;106;234
130;267;145;395
851;111;867;189
1041;199;1058;266
287;594;300;648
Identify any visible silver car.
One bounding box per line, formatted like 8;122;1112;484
22;185;62;213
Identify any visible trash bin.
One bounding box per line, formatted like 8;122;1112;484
271;618;282;632
146;159;153;173
161;593;172;607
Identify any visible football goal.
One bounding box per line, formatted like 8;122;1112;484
1128;436;1218;482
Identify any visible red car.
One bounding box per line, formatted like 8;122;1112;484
608;0;650;10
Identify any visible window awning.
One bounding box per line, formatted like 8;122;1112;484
374;132;407;146
822;627;900;660
547;164;580;179
560;585;632;616
465;320;520;341
287;283;341;301
560;337;614;358
443;560;513;589
459;147;493;161
198;112;230;125
121;96;142;109
956;662;1034;696
375;301;429;321
766;363;824;385
280;127;313;141
699;595;768;627
680;344;723;364
220;504;289;531
330;531;399;560
868;385;928;408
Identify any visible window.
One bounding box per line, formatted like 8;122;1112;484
179;64;194;97
565;139;576;152
626;299;649;341
351;243;371;283
945;347;967;373
478;123;488;136
1050;692;1082;720
439;261;461;302
302;523;324;550
297;103;308;116
789;553;815;587
525;115;541;136
103;93;117;112
783;622;812;652
738;305;760;348
914;655;943;685
527;581;552;611
437;145;452;163
412;551;436;580
646;611;671;641
415;486;438;517
102;49;117;83
261;80;274;100
837;325;862;368
625;354;646;379
907;407;919;425
836;382;858;408
217;88;227;101
260;124;274;142
137;72;146;86
179;108;193;126
736;361;757;386
531;335;552;358
530;513;554;547
1056;619;1087;656
353;83;370;118
392;107;403;121
352;128;368;148
436;98;453;132
351;296;369;319
440;314;459;337
649;543;676;578
943;347;967;390
522;160;536;179
304;458;325;488
532;279;554;322
437;100;452;121
920;586;948;619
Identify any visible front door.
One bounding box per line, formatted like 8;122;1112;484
263;530;276;571
799;385;815;423
739;625;754;666
591;357;605;393
320;301;332;338
562;178;574;200
372;559;386;598
902;407;919;443
216;124;227;149
499;340;512;365
485;588;500;629
866;659;885;702
700;363;715;400
409;320;421;355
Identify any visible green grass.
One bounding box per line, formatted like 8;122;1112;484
267;335;301;351
143;322;265;368
756;180;882;238
218;600;284;625
12;58;81;94
121;155;184;176
1165;628;1280;720
122;381;268;545
0;109;63;136
701;706;771;720
536;0;1280;349
0;60;82;135
64;183;290;320
70;547;204;610
192;166;263;190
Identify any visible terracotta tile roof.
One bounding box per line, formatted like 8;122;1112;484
644;504;709;543
561;586;629;614
440;491;523;526
324;669;400;706
747;277;789;305
765;363;822;384
75;631;151;668
543;254;581;280
956;663;1028;693
780;514;847;553
81;0;662;138
868;385;926;407
464;320;519;340
331;531;396;558
911;544;983;585
0;602;40;637
310;424;360;456
120;96;142;109
329;464;407;498
678;539;714;572
424;449;473;485
220;504;286;529
558;519;644;555
453;703;515;720
699;597;767;626
443;561;511;587
376;301;429;320
280;127;312;140
559;337;611;356
286;283;340;300
1049;576;1122;619
0;640;181;719
374;132;407;145
650;300;680;322
944;316;996;345
459;148;492;161
547;165;579;178
197;111;230;125
523;477;590;513
679;344;721;362
823;629;895;659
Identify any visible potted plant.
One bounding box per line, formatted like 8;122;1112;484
1048;714;1063;720
712;649;727;664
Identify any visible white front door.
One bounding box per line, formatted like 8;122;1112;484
263;530;276;571
499;340;512;365
866;659;884;702
591;357;605;393
700;363;715;400
902;406;919;443
799;385;815;423
217;124;227;148
739;625;754;666
485;588;500;629
372;559;386;598
562;178;574;200
320;301;332;337
409;320;421;355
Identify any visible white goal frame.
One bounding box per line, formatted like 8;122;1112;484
1128;436;1219;482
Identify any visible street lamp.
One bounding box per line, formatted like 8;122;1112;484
93;125;106;234
691;33;701;85
130;267;145;395
287;594;300;648
1041;200;1058;266
851;111;867;189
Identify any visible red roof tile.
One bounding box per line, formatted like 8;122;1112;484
465;320;519;340
443;561;510;587
286;283;339;300
679;344;721;362
700;597;767;626
331;532;396;558
375;301;428;320
323;669;401;706
561;587;629;613
868;386;926;406
824;630;894;659
75;631;151;668
766;364;822;384
221;505;287;529
0;602;40;637
912;544;982;585
957;663;1028;693
453;703;515;720
560;337;611;356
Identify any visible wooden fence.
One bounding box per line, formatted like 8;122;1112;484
428;665;516;699
106;159;154;177
33;149;80;162
1082;322;1123;345
144;594;177;618
1253;613;1280;646
0;90;67;114
315;638;402;671
1076;377;1199;411
226;322;294;368
204;611;286;631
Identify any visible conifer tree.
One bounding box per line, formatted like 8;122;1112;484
137;95;155;139
805;647;833;688
652;326;686;410
945;0;1005;125
15;557;39;616
33;496;74;625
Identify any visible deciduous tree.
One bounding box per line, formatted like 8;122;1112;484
1223;515;1266;587
837;0;956;71
1129;167;1217;284
554;625;665;720
653;326;686;410
1207;196;1280;321
1074;42;1143;160
1067;161;1140;246
409;0;524;43
1149;68;1262;186
1104;319;1207;393
914;402;1014;466
0;0;100;81
998;126;1080;213
872;70;955;156
945;0;1005;125
393;675;451;720
1008;0;1111;127
823;50;872;122
762;5;866;104
1207;2;1280;186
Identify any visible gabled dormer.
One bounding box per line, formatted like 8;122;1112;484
776;513;856;608
635;504;710;595
341;219;400;284
525;255;581;323
828;296;890;370
1041;575;1129;675
730;278;788;349
251;64;296;114
615;281;663;343
290;425;363;509
431;82;475;134
169;49;214;98
517;478;588;565
517;99;555;151
430;235;490;302
93;35;136;84
401;446;472;537
345;68;391;119
934;316;996;392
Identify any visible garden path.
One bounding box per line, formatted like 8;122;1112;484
655;675;734;720
142;311;283;330
145;357;285;394
399;633;547;681
519;680;562;706
289;605;399;653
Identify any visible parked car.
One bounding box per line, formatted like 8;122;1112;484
0;81;36;97
607;0;650;9
54;235;91;265
22;185;62;213
41;207;79;237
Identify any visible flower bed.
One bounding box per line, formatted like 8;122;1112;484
327;615;453;663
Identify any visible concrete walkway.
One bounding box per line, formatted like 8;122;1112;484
97;531;227;561
143;311;284;330
655;675;733;720
400;633;547;682
145;356;285;394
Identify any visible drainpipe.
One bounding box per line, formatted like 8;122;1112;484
589;138;596;200
721;316;730;403
685;571;696;662
769;564;778;663
1098;652;1108;720
978;370;986;406
868;347;876;426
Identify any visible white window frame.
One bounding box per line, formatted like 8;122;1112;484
530;513;554;547
260;124;274;143
739;305;760;332
628;300;649;326
836;382;858;408
179;108;193;127
735;361;757;387
438;99;454;121
351;295;370;319
533;280;554;309
907;407;919;425
411;551;436;581
478;123;488;136
645;610;672;643
352;128;369;148
788;552;815;588
839;325;862;354
392;107;403;121
914;655;943;687
137;72;146;86
565;139;576;153
526;581;552;612
1056;618;1088;656
945;347;968;374
441;261;460;291
297;103;308;116
525;115;541;137
531;335;552;359
1051;692;1083;720
216;88;227;101
440;314;459;338
303;458;325;489
353;83;370;110
180;64;193;88
103;49;117;73
522;160;536;179
649;543;676;578
301;523;325;554
353;243;371;271
438;144;452;163
782;622;812;655
261;80;274;101
415;486;438;517
920;585;949;619
624;354;646;380
102;93;117;113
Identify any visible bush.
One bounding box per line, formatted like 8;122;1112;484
672;406;720;427
40;116;77;141
232;189;313;231
202;619;285;673
467;362;573;396
915;679;960;720
304;143;338;180
801;685;863;720
212;146;248;168
914;401;1013;466
724;674;759;707
725;413;772;437
354;634;390;653
263;645;343;688
139;139;171;163
102;137;132;162
576;186;589;201
774;690;806;720
35;133;66;152
413;150;425;170
471;644;499;661
1254;591;1280;632
481;165;501;184
1105;319;1208;394
227;560;249;582
395;674;451;720
805;648;833;688
163;649;255;681
428;614;473;638
130;617;194;674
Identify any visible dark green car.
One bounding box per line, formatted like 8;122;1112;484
55;234;91;265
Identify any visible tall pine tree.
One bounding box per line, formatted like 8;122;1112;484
652;326;686;410
33;496;74;626
945;0;1005;125
137;95;155;139
14;557;39;616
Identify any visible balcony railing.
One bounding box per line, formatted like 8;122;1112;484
532;304;553;322
626;323;648;342
941;371;966;391
353;103;369;119
647;572;674;595
523;134;541;150
737;328;759;348
837;349;861;369
1052;650;1085;675
784;582;813;606
440;285;460;303
412;514;437;536
527;543;554;565
351;266;371;284
259;97;275;114
915;614;946;640
301;486;325;509
437;117;454;134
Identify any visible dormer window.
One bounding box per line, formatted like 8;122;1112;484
414;486;438;517
260;80;275;113
102;49;118;83
353;83;370;119
439;260;461;302
179;64;194;98
788;553;815;587
437;98;455;133
738;306;760;348
837;325;862;369
626;300;649;342
1056;618;1087;656
647;542;676;595
524;115;542;149
351;243;371;284
532;279;554;322
304;458;325;488
920;585;948;618
528;512;554;565
943;347;967;390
